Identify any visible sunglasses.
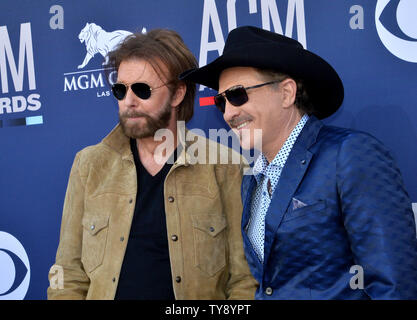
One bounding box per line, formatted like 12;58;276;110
214;80;282;113
111;82;168;101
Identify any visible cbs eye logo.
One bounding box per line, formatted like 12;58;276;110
376;0;417;63
0;232;30;300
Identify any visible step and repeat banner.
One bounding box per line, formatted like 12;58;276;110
0;0;416;300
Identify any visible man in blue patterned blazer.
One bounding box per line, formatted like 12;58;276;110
181;26;417;299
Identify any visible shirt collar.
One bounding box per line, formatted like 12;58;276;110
253;114;309;182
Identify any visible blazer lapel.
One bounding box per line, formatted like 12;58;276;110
241;174;264;280
263;116;323;266
241;174;254;228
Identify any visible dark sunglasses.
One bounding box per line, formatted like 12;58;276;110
214;80;282;113
111;82;167;101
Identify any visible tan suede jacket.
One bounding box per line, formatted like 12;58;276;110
47;124;257;300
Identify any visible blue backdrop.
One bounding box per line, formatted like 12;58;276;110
0;0;416;300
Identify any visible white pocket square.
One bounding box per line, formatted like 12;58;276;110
292;198;307;210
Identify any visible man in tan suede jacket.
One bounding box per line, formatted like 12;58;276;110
47;29;257;300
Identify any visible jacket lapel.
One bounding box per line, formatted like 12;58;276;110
263;116;323;266
241;174;264;280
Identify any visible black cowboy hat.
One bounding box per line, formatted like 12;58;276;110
180;25;344;119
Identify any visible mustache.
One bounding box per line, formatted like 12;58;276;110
119;110;150;119
227;116;253;128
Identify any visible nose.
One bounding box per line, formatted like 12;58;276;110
123;86;139;107
223;101;241;124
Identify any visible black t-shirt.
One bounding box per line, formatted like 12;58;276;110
114;139;176;300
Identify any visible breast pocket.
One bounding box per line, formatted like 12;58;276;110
81;215;109;273
282;200;327;223
191;214;227;277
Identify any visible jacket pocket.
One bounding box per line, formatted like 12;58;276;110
81;215;109;273
282;200;326;222
191;214;227;277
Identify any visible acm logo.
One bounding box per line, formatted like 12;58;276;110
0;22;42;125
0;231;30;300
375;0;417;62
199;0;306;80
197;0;306;107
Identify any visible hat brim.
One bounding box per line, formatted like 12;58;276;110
181;42;344;119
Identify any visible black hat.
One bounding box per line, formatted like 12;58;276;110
180;26;344;119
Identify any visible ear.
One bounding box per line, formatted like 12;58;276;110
171;82;187;108
280;78;297;109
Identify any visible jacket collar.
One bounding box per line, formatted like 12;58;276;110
291;114;323;151
101;123;133;161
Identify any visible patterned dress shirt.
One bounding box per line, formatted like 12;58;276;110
247;114;309;262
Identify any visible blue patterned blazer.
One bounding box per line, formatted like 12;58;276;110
241;115;417;299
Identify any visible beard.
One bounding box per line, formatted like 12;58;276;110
119;101;172;139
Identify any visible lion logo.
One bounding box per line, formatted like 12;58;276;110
77;23;144;69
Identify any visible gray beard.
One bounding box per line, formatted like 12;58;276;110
119;101;172;139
